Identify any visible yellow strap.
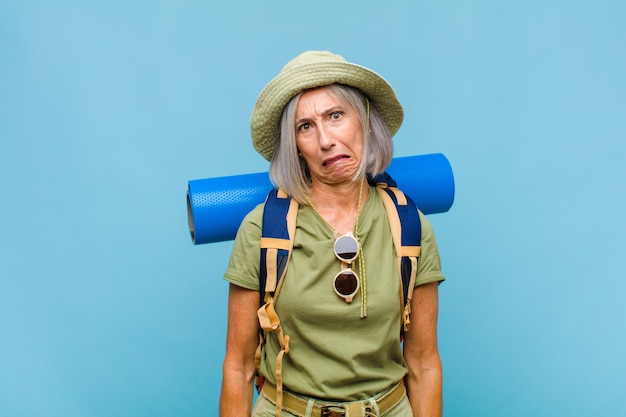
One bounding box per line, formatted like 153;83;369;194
377;188;403;253
260;237;293;250
263;249;278;294
273;195;298;296
388;186;408;206
257;299;280;331
403;256;419;331
254;332;263;385
274;336;290;417
257;299;291;416
400;246;421;257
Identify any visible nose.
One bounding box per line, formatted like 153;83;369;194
318;125;335;150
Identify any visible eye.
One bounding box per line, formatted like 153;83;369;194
298;122;311;132
330;111;343;120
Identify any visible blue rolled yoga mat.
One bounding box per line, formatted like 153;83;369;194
187;153;455;244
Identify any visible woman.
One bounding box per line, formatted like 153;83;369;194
220;51;444;417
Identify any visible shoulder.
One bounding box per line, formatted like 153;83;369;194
225;203;265;290
415;209;445;285
417;210;434;237
233;203;264;244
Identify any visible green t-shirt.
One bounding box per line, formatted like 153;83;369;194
224;186;444;401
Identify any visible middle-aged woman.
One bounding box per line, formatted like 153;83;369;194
220;50;445;417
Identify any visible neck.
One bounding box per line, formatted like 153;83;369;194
308;177;368;234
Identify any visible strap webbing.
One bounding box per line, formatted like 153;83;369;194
257;188;298;415
376;183;421;332
259;189;298;303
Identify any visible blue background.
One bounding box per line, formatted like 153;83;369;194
1;1;625;416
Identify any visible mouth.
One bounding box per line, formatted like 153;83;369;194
322;155;350;167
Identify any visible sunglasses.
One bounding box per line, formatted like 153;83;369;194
333;232;360;303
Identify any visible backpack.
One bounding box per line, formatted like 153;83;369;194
254;173;422;398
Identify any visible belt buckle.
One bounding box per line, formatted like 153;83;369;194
321;405;345;417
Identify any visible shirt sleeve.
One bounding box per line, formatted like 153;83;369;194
223;204;264;290
414;210;445;287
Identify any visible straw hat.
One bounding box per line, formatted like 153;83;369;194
250;50;404;161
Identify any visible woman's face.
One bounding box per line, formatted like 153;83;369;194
295;87;364;186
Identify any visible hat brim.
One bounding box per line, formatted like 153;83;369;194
250;61;403;161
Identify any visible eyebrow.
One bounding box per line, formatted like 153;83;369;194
295;105;345;126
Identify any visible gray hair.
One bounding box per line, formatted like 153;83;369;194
269;84;393;204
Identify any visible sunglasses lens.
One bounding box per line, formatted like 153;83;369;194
334;234;359;262
334;270;358;296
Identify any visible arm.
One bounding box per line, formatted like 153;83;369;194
403;281;443;417
219;284;260;416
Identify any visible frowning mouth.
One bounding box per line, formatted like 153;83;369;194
322;155;350;167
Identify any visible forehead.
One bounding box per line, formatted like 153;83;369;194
296;86;347;113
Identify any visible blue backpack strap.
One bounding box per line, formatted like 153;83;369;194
256;188;298;402
259;188;298;304
371;173;422;332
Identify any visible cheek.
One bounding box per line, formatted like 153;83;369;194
349;131;365;152
296;142;318;163
345;122;364;146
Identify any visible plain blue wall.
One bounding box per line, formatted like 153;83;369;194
1;1;625;416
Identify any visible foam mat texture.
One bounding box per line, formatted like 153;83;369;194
187;153;455;244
